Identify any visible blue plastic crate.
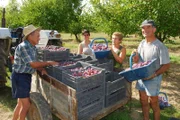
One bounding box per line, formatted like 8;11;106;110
89;38;110;59
119;54;158;82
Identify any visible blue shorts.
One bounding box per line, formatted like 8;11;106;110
136;75;162;96
11;71;32;99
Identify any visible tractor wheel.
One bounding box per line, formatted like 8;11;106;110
26;92;52;120
0;48;7;88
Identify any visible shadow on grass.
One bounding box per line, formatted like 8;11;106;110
100;97;180;120
0;86;16;110
101;98;141;120
62;39;74;42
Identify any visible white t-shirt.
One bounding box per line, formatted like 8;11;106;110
81;41;93;56
138;39;170;70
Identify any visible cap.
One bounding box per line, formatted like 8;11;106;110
140;20;156;27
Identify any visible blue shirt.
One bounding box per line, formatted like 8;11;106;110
13;40;37;74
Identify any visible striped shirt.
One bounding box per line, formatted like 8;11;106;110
13;40;37;74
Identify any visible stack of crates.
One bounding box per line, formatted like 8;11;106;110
45;54;96;81
61;61;105;119
45;59;77;81
37;47;70;61
105;72;127;107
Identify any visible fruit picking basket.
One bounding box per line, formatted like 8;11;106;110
89;37;110;59
119;54;157;82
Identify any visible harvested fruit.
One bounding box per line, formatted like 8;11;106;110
92;43;108;51
70;66;100;78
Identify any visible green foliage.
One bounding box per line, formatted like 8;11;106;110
90;0;180;42
19;0;84;42
170;55;180;64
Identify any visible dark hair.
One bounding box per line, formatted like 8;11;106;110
82;29;90;36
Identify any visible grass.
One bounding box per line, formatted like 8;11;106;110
1;33;180;120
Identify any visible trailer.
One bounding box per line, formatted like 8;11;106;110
28;70;132;120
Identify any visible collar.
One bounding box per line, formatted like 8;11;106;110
24;40;36;49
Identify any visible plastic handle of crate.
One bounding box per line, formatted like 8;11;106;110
89;37;108;49
129;53;136;69
159;92;168;102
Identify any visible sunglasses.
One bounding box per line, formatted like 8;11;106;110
83;34;89;36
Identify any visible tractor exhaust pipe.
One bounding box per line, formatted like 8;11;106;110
1;8;6;28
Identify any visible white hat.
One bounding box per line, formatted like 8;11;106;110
23;25;41;40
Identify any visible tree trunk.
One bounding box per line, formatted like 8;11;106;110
74;34;81;43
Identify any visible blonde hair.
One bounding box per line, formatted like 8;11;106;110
112;32;123;40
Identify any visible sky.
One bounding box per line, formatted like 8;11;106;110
0;0;91;12
0;0;22;7
0;0;89;7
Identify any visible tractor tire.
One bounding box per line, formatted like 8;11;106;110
0;48;7;88
26;92;53;120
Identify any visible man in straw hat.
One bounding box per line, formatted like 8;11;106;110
11;25;58;120
132;20;170;120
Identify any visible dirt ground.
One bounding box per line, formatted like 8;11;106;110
0;105;13;120
0;63;179;120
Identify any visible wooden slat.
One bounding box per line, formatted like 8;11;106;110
38;78;51;103
51;84;77;120
31;73;38;92
37;71;76;98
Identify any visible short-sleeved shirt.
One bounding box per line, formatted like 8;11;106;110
13;40;37;74
138;39;170;70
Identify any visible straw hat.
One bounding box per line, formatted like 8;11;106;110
23;25;41;40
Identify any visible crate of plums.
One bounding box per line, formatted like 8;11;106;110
119;58;158;82
37;45;70;61
61;61;106;92
61;61;105;114
45;59;77;80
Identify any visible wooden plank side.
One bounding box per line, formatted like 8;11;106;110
31;73;38;92
37;71;76;97
51;86;77;120
38;78;51;103
35;71;78;120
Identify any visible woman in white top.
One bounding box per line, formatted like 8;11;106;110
77;29;93;56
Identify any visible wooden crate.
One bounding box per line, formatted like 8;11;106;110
31;71;131;120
